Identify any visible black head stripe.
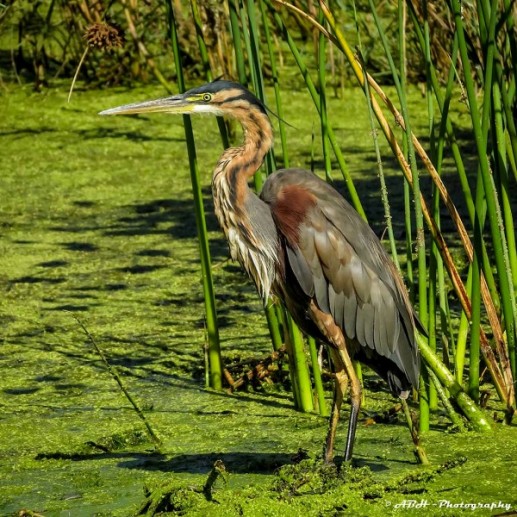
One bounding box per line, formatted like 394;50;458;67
185;80;267;115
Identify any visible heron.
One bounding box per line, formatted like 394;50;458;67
100;80;420;464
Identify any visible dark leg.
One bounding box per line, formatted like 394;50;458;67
324;348;348;463
307;302;360;464
338;348;362;462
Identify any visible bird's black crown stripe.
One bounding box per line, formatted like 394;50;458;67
186;80;267;115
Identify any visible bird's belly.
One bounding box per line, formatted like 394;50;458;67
275;280;327;343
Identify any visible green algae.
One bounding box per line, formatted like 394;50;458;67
130;430;517;517
1;83;516;516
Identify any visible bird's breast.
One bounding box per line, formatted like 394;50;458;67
212;177;279;302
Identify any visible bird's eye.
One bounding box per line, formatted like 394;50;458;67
202;93;212;102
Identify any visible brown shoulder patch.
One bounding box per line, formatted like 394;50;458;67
271;184;317;245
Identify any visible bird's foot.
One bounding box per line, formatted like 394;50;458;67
323;443;335;465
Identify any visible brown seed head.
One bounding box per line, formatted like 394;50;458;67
84;22;125;51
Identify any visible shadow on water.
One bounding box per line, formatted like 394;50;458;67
35;450;295;474
0;124;184;143
0;127;58;138
75;126;185;143
44;193;228;259
35;449;394;475
120;452;297;474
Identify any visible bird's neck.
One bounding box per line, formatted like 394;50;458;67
214;111;273;193
212;110;273;228
211;111;277;300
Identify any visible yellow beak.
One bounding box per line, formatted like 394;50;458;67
99;94;194;116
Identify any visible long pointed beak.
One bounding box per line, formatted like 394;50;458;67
99;94;193;116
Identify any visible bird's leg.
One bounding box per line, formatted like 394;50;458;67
324;348;348;464
337;346;362;463
309;301;362;464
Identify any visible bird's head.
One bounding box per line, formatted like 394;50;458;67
99;80;267;119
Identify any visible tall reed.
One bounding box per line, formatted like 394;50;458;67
159;0;515;430
165;0;223;390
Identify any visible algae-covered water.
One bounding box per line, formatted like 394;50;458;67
1;84;516;516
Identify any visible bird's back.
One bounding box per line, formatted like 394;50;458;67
260;168;420;396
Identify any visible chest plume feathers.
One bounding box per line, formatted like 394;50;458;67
211;109;277;301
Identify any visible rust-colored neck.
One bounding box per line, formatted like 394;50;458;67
211;108;277;300
212;108;273;230
214;109;273;201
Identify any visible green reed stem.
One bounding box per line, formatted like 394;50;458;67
495;59;517;191
469;239;482;403
430;26;459;375
401;399;429;465
397;0;414;300
240;0;274;186
308;337;328;416
427;368;466;432
351;0;399;269
284;314;314;412
189;0;230;149
369;0;427;325
492;79;517;330
259;0;289;168
384;0;428;430
166;0;223;390
451;0;516;385
229;0;247;85
317;9;332;182
189;0;211;79
421;0;438;411
418;334;492;432
455;307;471;383
265;303;284;351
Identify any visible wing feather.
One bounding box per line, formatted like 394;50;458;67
286;245;313;297
364;303;376;350
328;285;340;328
343;294;357;340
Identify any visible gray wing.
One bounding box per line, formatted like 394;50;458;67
261;168;419;390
